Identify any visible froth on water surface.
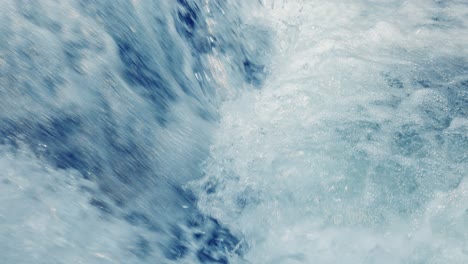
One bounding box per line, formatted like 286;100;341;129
193;0;468;263
0;0;467;263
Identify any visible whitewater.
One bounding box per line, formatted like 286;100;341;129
1;0;467;263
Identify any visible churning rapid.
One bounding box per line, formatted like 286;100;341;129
0;0;467;263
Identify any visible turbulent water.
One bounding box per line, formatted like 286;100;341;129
0;0;467;263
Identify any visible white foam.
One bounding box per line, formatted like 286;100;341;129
194;0;468;263
0;146;144;264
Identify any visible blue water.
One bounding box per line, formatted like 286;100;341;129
0;0;467;263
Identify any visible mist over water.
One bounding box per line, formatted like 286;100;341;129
1;0;467;263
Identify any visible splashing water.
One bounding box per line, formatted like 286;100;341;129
1;0;467;263
193;0;468;263
1;0;268;262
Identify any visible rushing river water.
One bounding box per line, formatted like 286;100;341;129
1;0;467;263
